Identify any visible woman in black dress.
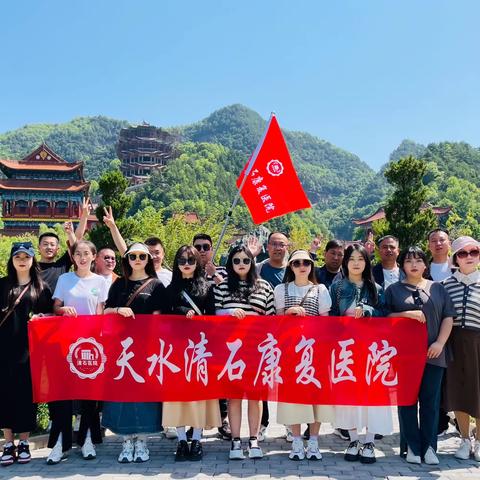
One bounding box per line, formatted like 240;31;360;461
0;242;52;467
102;242;166;464
162;245;220;462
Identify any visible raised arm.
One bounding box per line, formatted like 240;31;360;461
74;197;91;241
103;206;127;256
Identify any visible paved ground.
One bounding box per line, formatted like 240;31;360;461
1;404;479;480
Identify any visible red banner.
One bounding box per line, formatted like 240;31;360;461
236;114;311;224
28;314;427;406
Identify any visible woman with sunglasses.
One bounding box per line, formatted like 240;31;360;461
384;246;455;465
0;242;52;467
330;244;389;464
47;241;108;464
162;246;220;462
214;245;275;460
102;243;166;464
273;250;332;461
442;236;480;461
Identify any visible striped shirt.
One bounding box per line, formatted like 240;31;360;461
442;271;480;330
214;278;275;315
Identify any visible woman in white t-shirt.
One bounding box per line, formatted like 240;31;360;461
274;250;333;462
48;241;108;464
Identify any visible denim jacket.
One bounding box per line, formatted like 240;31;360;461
329;278;386;317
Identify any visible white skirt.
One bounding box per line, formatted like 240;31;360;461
335;406;393;435
277;403;335;425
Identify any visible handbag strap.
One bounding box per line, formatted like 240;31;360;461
0;283;31;328
125;278;155;307
298;285;316;307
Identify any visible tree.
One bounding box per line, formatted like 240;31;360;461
383;156;437;249
88;169;139;247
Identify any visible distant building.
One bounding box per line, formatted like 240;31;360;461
353;203;452;230
116;123;178;185
0;144;90;233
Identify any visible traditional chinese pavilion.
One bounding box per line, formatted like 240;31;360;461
0;144;89;233
353;203;452;230
116;123;178;185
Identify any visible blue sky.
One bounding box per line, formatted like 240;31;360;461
1;0;478;170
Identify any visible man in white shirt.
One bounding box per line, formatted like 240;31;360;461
372;236;405;289
428;228;452;282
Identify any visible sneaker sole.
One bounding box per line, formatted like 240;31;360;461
83;454;96;460
17;457;32;464
360;456;376;464
248;451;263;459
289;455;304;461
134;457;149;463
306;454;322;461
344;453;360;461
118;457;133;463
0;460;15;467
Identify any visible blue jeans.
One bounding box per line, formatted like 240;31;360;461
398;363;444;457
102;402;162;435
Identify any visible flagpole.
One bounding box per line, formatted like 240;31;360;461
212;113;275;260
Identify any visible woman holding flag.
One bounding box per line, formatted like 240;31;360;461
162;245;220;462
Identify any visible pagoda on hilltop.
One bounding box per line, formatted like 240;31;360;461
0;143;89;233
116;123;178;185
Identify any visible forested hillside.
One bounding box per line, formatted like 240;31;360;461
1;106;479;239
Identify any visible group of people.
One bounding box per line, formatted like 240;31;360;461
1;206;479;469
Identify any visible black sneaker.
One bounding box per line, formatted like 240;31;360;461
186;427;194;441
17;441;31;464
175;440;189;462
374;434;383;440
189;439;203;461
334;428;350;440
217;420;232;440
303;425;310;440
360;442;376;464
1;443;16;467
344;440;361;461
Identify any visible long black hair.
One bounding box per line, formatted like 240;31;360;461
5;255;45;310
342;244;378;304
121;247;157;284
283;250;317;284
226;245;258;301
170;245;208;297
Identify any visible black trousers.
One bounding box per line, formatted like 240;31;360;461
261;401;269;427
77;401;102;446
219;399;228;421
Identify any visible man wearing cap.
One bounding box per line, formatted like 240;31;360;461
372;236;405;289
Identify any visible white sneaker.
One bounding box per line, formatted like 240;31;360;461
248;439;263;459
81;438;96;460
344;440;361;461
424;446;439;465
118;439;134;463
305;438;322;460
285;426;293;443
258;425;267;442
455;438;472;460
406;446;421;464
229;440;245;460
46;442;64;465
473;440;480;462
360;442;376;464
133;439;150;462
289;438;305;461
164;427;178;439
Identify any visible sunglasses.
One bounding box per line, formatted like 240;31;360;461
178;257;196;266
457;249;480;259
233;257;251;265
291;259;312;268
194;243;211;252
128;253;148;261
102;256;115;261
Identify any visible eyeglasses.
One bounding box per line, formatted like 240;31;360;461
291;259;312;268
194;243;211;252
457;249;480;259
178;257;196;266
102;256;115;261
233;257;251;265
128;253;147;261
269;242;288;249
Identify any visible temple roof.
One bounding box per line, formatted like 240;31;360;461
0;143;84;175
353;203;452;225
0;179;89;192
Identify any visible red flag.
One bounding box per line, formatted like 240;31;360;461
236;114;311;224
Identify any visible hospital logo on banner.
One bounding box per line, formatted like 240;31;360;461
66;337;107;380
